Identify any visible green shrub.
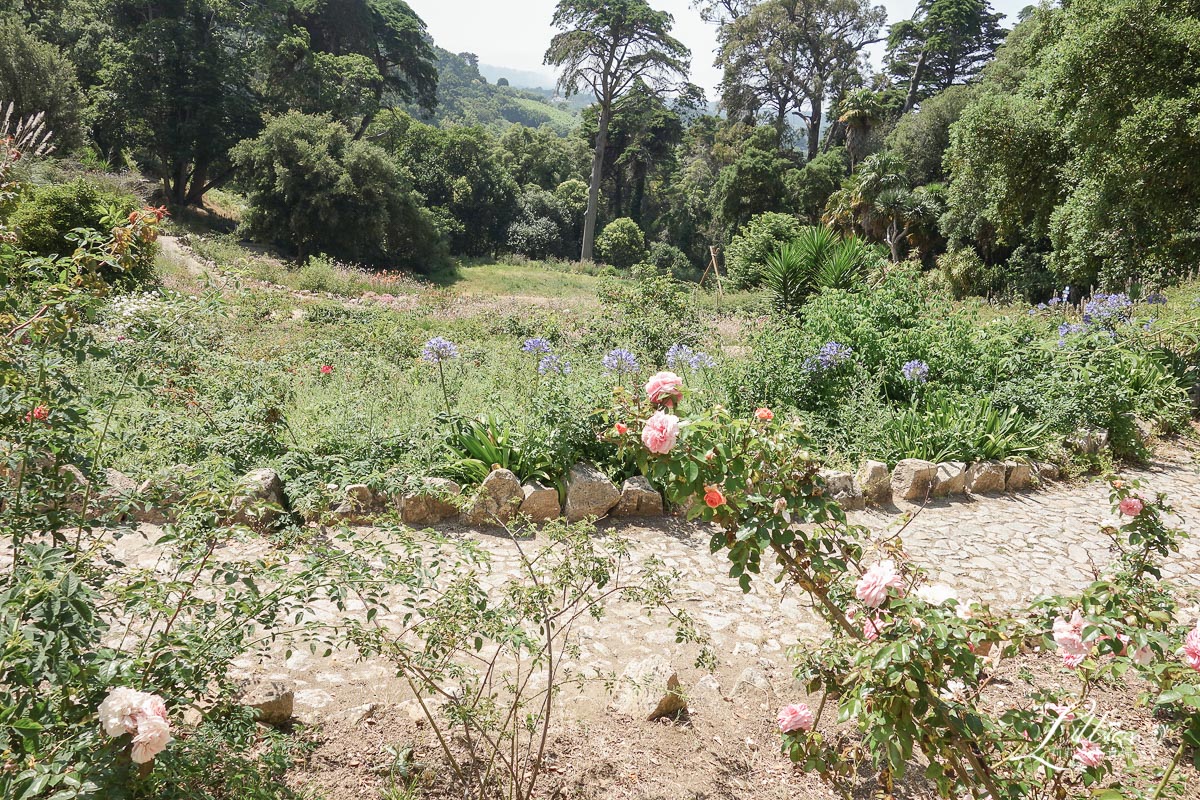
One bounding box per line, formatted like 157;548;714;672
232;111;447;269
0;17;86;150
640;241;697;281
12;179;135;258
762;227;875;313
725;211;804;289
594;217;647;269
882;392;1052;464
593;264;703;358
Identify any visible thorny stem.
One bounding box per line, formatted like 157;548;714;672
770;542;861;640
1152;741;1185;800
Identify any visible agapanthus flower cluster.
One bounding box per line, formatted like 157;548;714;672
665;343;717;372
602;348;639;374
421;336;458;363
98;687;172;764
538;354;571;375
1082;293;1133;328
901;360;929;383
1143;292;1167;305
1057;322;1087;347
521;337;552;354
802;341;854;373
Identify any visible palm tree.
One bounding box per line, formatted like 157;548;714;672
836;89;884;169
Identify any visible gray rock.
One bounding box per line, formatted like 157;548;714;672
241;680;294;726
231;467;287;527
966;461;1006;495
564;462;620;522
1004;461;1033;491
463;468;523;525
1067;428;1108;456
614;476;664;517
399;478;461;525
614;656;686;721
820;469;864;511
932;462;967;497
1033;462;1060;483
518;481;561;521
856;460;891;504
330;483;379;524
731;667;773;698
891;459;938;502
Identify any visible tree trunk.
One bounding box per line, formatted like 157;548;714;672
806;95;823;161
631;159;646;226
581;103;610;263
184;162;209;206
902;49;928;114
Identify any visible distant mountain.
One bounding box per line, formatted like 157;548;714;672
477;63;557;92
405;49;580;135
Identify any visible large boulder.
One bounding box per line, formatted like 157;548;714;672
856;460;891;505
1033;462;1060;483
613;656;686;721
1067;428;1108;456
399;478;461;525
614;476;664;517
966;461;1006;495
330;483;380;524
463;468;523;526
240;680;294;727
231;468;287;527
564;463;620;522
891;459;938;502
820;469;864;511
1005;461;1033;491
932;462;967;497
518;481;561;521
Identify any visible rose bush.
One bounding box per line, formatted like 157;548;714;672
617;378;1198;799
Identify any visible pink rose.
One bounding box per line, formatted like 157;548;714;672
855;560;903;608
644;371;684;407
777;703;815;733
704;487;726;508
1183;624;1200;671
862;614;883;642
98;687;145;737
1053;610;1089;667
1119;497;1144;517
130;714;172;764
614;422;628;435
1073;739;1105;768
754;407;774;421
641;411;680;455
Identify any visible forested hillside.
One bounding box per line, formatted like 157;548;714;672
1;0;1197;292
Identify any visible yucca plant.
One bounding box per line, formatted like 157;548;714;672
763;226;872;313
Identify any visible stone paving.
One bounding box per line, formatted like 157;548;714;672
81;444;1200;722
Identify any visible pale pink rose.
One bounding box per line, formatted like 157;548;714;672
641;411;681;455
1133;645;1153;666
1044;703;1076;722
855;560;903;608
1183;624;1200;671
98;687;146;737
777;703;815;733
1119;497;1144;517
644;371;684;407
140;694;168;720
1073;739;1105;768
916;584;958;606
130;714;172;764
862;614;883;642
1053;610;1089;667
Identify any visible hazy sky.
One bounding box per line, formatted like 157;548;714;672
406;0;1036;96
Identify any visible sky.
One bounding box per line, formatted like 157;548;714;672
406;0;1036;97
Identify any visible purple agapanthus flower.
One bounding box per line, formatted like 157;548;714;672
602;348;639;373
421;336;458;363
538;354;571;375
901;360;929;383
803;341;854;372
689;351;717;370
521;337;552;354
1082;293;1132;327
1144;292;1167;305
666;343;716;372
